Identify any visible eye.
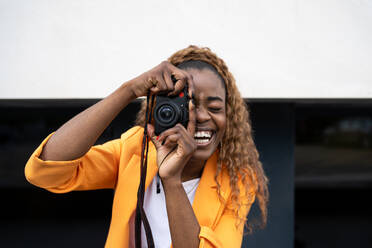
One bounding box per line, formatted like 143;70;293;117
209;107;223;113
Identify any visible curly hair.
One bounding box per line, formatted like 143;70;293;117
135;45;269;233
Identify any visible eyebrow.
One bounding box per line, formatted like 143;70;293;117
207;96;224;102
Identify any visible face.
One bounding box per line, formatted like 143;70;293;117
186;68;227;161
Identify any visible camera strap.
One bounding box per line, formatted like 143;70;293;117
135;92;156;248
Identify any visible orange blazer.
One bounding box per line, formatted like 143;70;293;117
25;126;256;247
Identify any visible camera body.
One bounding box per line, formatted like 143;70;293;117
154;85;189;136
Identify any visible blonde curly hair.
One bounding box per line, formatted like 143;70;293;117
136;45;269;232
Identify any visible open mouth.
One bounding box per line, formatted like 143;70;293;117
194;130;215;146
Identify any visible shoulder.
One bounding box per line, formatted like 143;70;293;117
120;126;144;141
225;167;257;205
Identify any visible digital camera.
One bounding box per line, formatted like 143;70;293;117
154;84;189;136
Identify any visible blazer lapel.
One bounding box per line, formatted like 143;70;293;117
192;151;231;229
123;140;159;219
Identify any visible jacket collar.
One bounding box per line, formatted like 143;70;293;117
192;150;231;229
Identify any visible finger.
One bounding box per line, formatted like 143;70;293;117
162;133;181;148
157;125;183;144
160;124;193;147
147;124;162;149
168;71;187;96
147;76;158;94
187;95;196;136
151;77;168;94
148;76;161;95
172;124;196;155
186;73;195;104
163;62;186;96
162;71;175;94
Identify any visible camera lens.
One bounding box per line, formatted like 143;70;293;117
157;104;177;124
154;101;180;128
159;106;174;123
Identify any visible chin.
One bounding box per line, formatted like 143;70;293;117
192;147;217;162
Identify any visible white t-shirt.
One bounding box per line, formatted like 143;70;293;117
129;176;200;248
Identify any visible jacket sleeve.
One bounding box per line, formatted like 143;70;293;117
24;132;122;193
198;182;257;247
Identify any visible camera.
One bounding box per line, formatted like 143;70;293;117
154;84;189;136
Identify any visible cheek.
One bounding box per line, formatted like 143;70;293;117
215;114;227;138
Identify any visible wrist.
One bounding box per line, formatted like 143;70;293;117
120;80;138;101
161;177;182;189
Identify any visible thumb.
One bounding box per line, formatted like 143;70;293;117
147;124;161;149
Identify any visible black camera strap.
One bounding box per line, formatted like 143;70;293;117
135;92;155;248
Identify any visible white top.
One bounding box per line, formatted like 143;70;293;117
129;177;201;248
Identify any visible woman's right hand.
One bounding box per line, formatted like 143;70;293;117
127;61;191;99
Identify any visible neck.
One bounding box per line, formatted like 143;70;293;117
181;157;206;182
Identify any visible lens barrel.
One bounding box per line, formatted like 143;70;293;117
154;101;180;128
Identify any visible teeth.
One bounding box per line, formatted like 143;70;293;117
196;139;210;144
194;131;213;145
194;131;212;138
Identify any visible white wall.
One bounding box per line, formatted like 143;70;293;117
1;0;371;99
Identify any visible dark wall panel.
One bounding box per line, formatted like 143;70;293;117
242;102;295;248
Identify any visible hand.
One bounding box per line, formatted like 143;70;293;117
147;97;196;183
127;61;191;99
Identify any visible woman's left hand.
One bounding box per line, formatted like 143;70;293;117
147;98;196;183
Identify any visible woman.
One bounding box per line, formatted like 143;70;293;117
25;45;268;248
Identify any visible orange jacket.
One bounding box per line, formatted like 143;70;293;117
25;126;256;247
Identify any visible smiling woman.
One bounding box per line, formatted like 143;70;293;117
136;46;269;243
24;45;268;248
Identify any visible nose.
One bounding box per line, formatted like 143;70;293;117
196;106;211;123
